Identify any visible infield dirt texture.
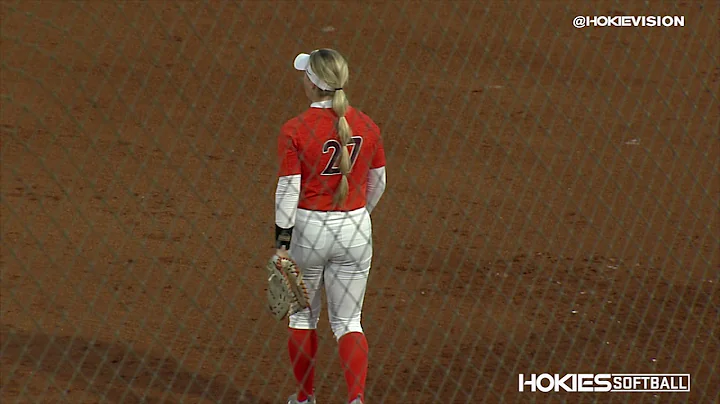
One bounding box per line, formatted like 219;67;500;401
1;1;718;403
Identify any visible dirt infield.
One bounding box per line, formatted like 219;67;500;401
1;1;718;403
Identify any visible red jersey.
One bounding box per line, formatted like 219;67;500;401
277;105;385;212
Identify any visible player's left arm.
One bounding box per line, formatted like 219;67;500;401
275;125;301;256
265;124;310;322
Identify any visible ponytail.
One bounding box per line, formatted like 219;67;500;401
332;88;352;206
307;48;352;207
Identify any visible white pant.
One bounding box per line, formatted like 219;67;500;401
289;207;373;340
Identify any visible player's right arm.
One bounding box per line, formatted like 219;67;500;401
365;135;386;214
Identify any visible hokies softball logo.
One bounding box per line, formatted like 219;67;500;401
519;373;690;393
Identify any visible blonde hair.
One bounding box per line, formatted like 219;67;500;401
308;49;351;206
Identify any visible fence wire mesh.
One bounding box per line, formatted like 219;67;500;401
1;0;718;403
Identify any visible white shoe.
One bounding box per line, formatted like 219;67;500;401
348;396;363;404
287;394;317;404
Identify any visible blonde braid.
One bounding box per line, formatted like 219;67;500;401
332;88;351;206
309;49;351;207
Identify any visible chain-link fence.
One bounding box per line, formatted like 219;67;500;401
1;1;718;403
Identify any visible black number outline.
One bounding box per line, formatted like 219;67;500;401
321;136;363;176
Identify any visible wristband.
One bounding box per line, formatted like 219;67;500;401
275;225;294;249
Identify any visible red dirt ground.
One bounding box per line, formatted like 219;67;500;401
1;1;718;403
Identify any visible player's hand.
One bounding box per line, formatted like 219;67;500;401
276;247;290;259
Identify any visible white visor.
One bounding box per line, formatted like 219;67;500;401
293;52;335;92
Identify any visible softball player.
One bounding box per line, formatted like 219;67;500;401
274;48;387;404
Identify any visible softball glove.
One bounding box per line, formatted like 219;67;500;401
266;254;310;321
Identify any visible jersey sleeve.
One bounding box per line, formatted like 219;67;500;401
371;135;386;169
277;124;301;177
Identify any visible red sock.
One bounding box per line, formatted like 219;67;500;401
288;328;318;401
338;332;368;403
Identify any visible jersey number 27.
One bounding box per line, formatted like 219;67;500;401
321;136;363;175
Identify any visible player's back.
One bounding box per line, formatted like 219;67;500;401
278;105;385;212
